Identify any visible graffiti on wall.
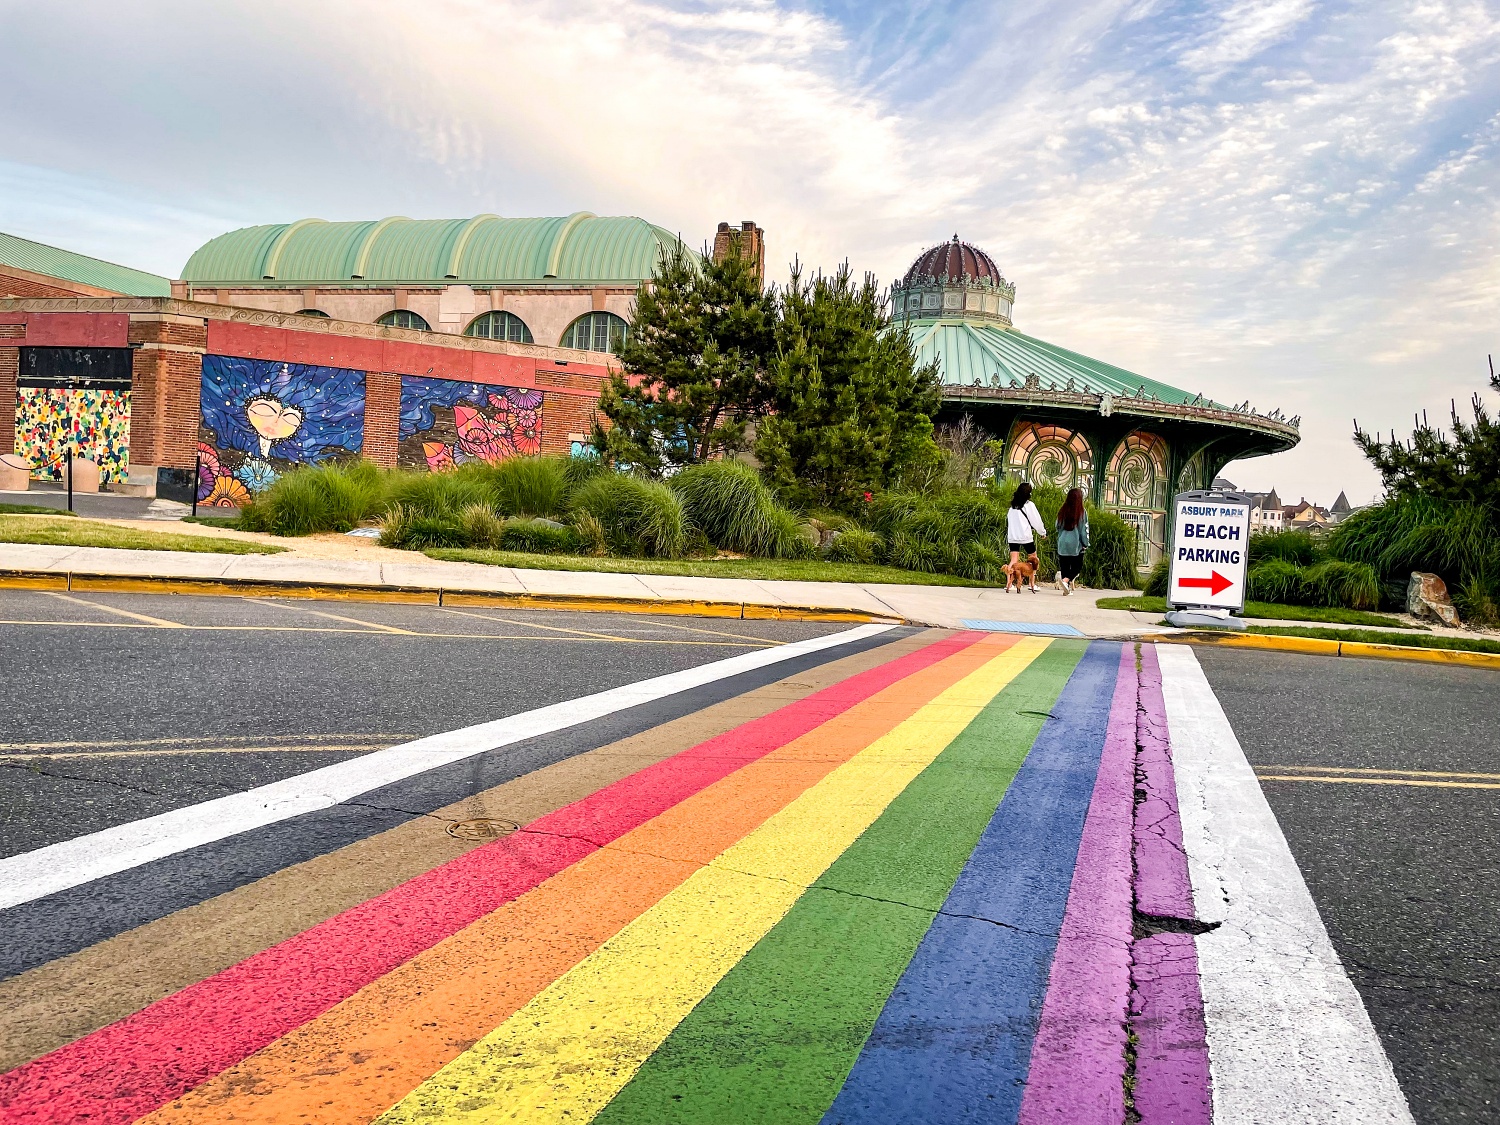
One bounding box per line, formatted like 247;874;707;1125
14;388;132;483
198;356;365;505
398;376;542;470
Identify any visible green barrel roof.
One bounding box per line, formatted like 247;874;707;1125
0;231;171;297
909;318;1216;407
181;213;683;286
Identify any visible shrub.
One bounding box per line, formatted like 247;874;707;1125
570;509;609;556
477;455;572;518
1078;506;1140;590
1249;529;1321;567
385;466;495;518
378;504;467;549
1143;558;1169;597
457;503;506;549
240;460;386;536
670;460;804;558
957;541;1005;582
1247;558;1306;605
500;517;578;554
569;474;690;558
1300;559;1381;610
827;527;884;564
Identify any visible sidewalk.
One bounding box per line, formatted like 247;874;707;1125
0;540;1167;637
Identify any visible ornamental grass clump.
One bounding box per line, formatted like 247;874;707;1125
1300;559;1381;610
827;526;883;564
478;455;572;518
569;474;690;558
384;464;496;518
670;460;805;558
1247;557;1306;605
378;504;468;549
1248;529;1322;567
239;460;387;535
500;518;579;554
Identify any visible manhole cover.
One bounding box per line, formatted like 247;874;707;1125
446;817;520;841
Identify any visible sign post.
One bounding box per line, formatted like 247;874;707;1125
1165;488;1251;629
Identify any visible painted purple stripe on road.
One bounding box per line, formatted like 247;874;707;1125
1131;643;1212;1125
1134;643;1194;920
1015;644;1136;1124
1131;933;1213;1124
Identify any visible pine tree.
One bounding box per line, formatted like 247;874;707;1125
594;236;774;475
1354;359;1500;509
754;263;942;509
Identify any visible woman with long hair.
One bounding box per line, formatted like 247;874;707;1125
1006;481;1047;593
1054;487;1089;594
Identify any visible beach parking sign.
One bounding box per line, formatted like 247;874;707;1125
1167;491;1251;611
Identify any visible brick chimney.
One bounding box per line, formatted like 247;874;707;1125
713;221;765;285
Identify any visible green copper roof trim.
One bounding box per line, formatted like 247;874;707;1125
0;231;171;297
907;317;1218;408
183;215;684;287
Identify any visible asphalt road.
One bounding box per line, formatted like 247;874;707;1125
0;588;846;858
1199;647;1500;1125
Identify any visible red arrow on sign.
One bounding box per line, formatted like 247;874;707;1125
1179;571;1234;596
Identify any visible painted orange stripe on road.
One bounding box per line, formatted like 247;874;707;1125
138;635;1018;1125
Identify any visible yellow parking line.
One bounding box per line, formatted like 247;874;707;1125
249;598;417;634
0;745;387;760
1256;774;1500;791
1255;764;1500;782
42;591;185;628
437;607;632;643
0;734;408;751
0;619;768;646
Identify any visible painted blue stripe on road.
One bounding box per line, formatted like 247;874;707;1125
961;620;1086;637
822;639;1121;1125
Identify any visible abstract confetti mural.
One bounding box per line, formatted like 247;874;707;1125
14;388;132;483
398;376;542;471
198;356;366;504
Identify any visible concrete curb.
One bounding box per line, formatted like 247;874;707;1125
0;569;903;626
1159;629;1500;671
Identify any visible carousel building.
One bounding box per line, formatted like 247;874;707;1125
893;237;1299;564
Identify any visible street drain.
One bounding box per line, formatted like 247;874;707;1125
446;817;520;841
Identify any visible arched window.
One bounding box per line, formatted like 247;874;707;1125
376;309;431;331
295;309;330;318
465;311;534;344
1105;431;1170;566
562;311;627;354
1005;422;1094;491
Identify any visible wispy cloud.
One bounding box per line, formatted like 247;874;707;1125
0;0;1495;500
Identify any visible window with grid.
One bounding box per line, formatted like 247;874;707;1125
375;309;431;331
465;311;534;343
561;312;627;354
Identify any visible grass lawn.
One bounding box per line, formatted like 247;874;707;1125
0;503;76;516
1244;625;1500;655
1097;594;1416;629
0;516;285;554
426;548;996;587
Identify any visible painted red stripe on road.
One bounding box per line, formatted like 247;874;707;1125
0;632;983;1125
1016;643;1137;1123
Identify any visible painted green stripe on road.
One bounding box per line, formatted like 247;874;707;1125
594;640;1089;1125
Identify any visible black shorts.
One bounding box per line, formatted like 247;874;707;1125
1059;553;1083;580
1008;542;1033;555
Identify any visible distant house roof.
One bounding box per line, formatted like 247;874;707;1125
1332;491;1351;513
0;231;171;297
181;213;684;287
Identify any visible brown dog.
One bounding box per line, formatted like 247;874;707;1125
1002;551;1040;593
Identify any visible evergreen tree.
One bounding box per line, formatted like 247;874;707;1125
594;236;774;475
754;263;942;509
1354;360;1500;509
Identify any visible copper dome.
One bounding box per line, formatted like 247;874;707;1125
903;236;1005;287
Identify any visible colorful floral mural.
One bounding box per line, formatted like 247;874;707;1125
14;388;132;483
198;356;365;504
398;377;543;470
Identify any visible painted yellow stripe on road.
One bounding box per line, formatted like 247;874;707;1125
1257;774;1500;791
376;635;1052;1125
1256;764;1500;782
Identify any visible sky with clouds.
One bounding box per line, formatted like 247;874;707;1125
2;0;1497;502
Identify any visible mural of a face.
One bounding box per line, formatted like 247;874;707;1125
245;396;305;456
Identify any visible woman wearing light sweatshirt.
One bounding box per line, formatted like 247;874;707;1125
1006;481;1047;593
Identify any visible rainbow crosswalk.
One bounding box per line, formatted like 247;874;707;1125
0;628;1414;1124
